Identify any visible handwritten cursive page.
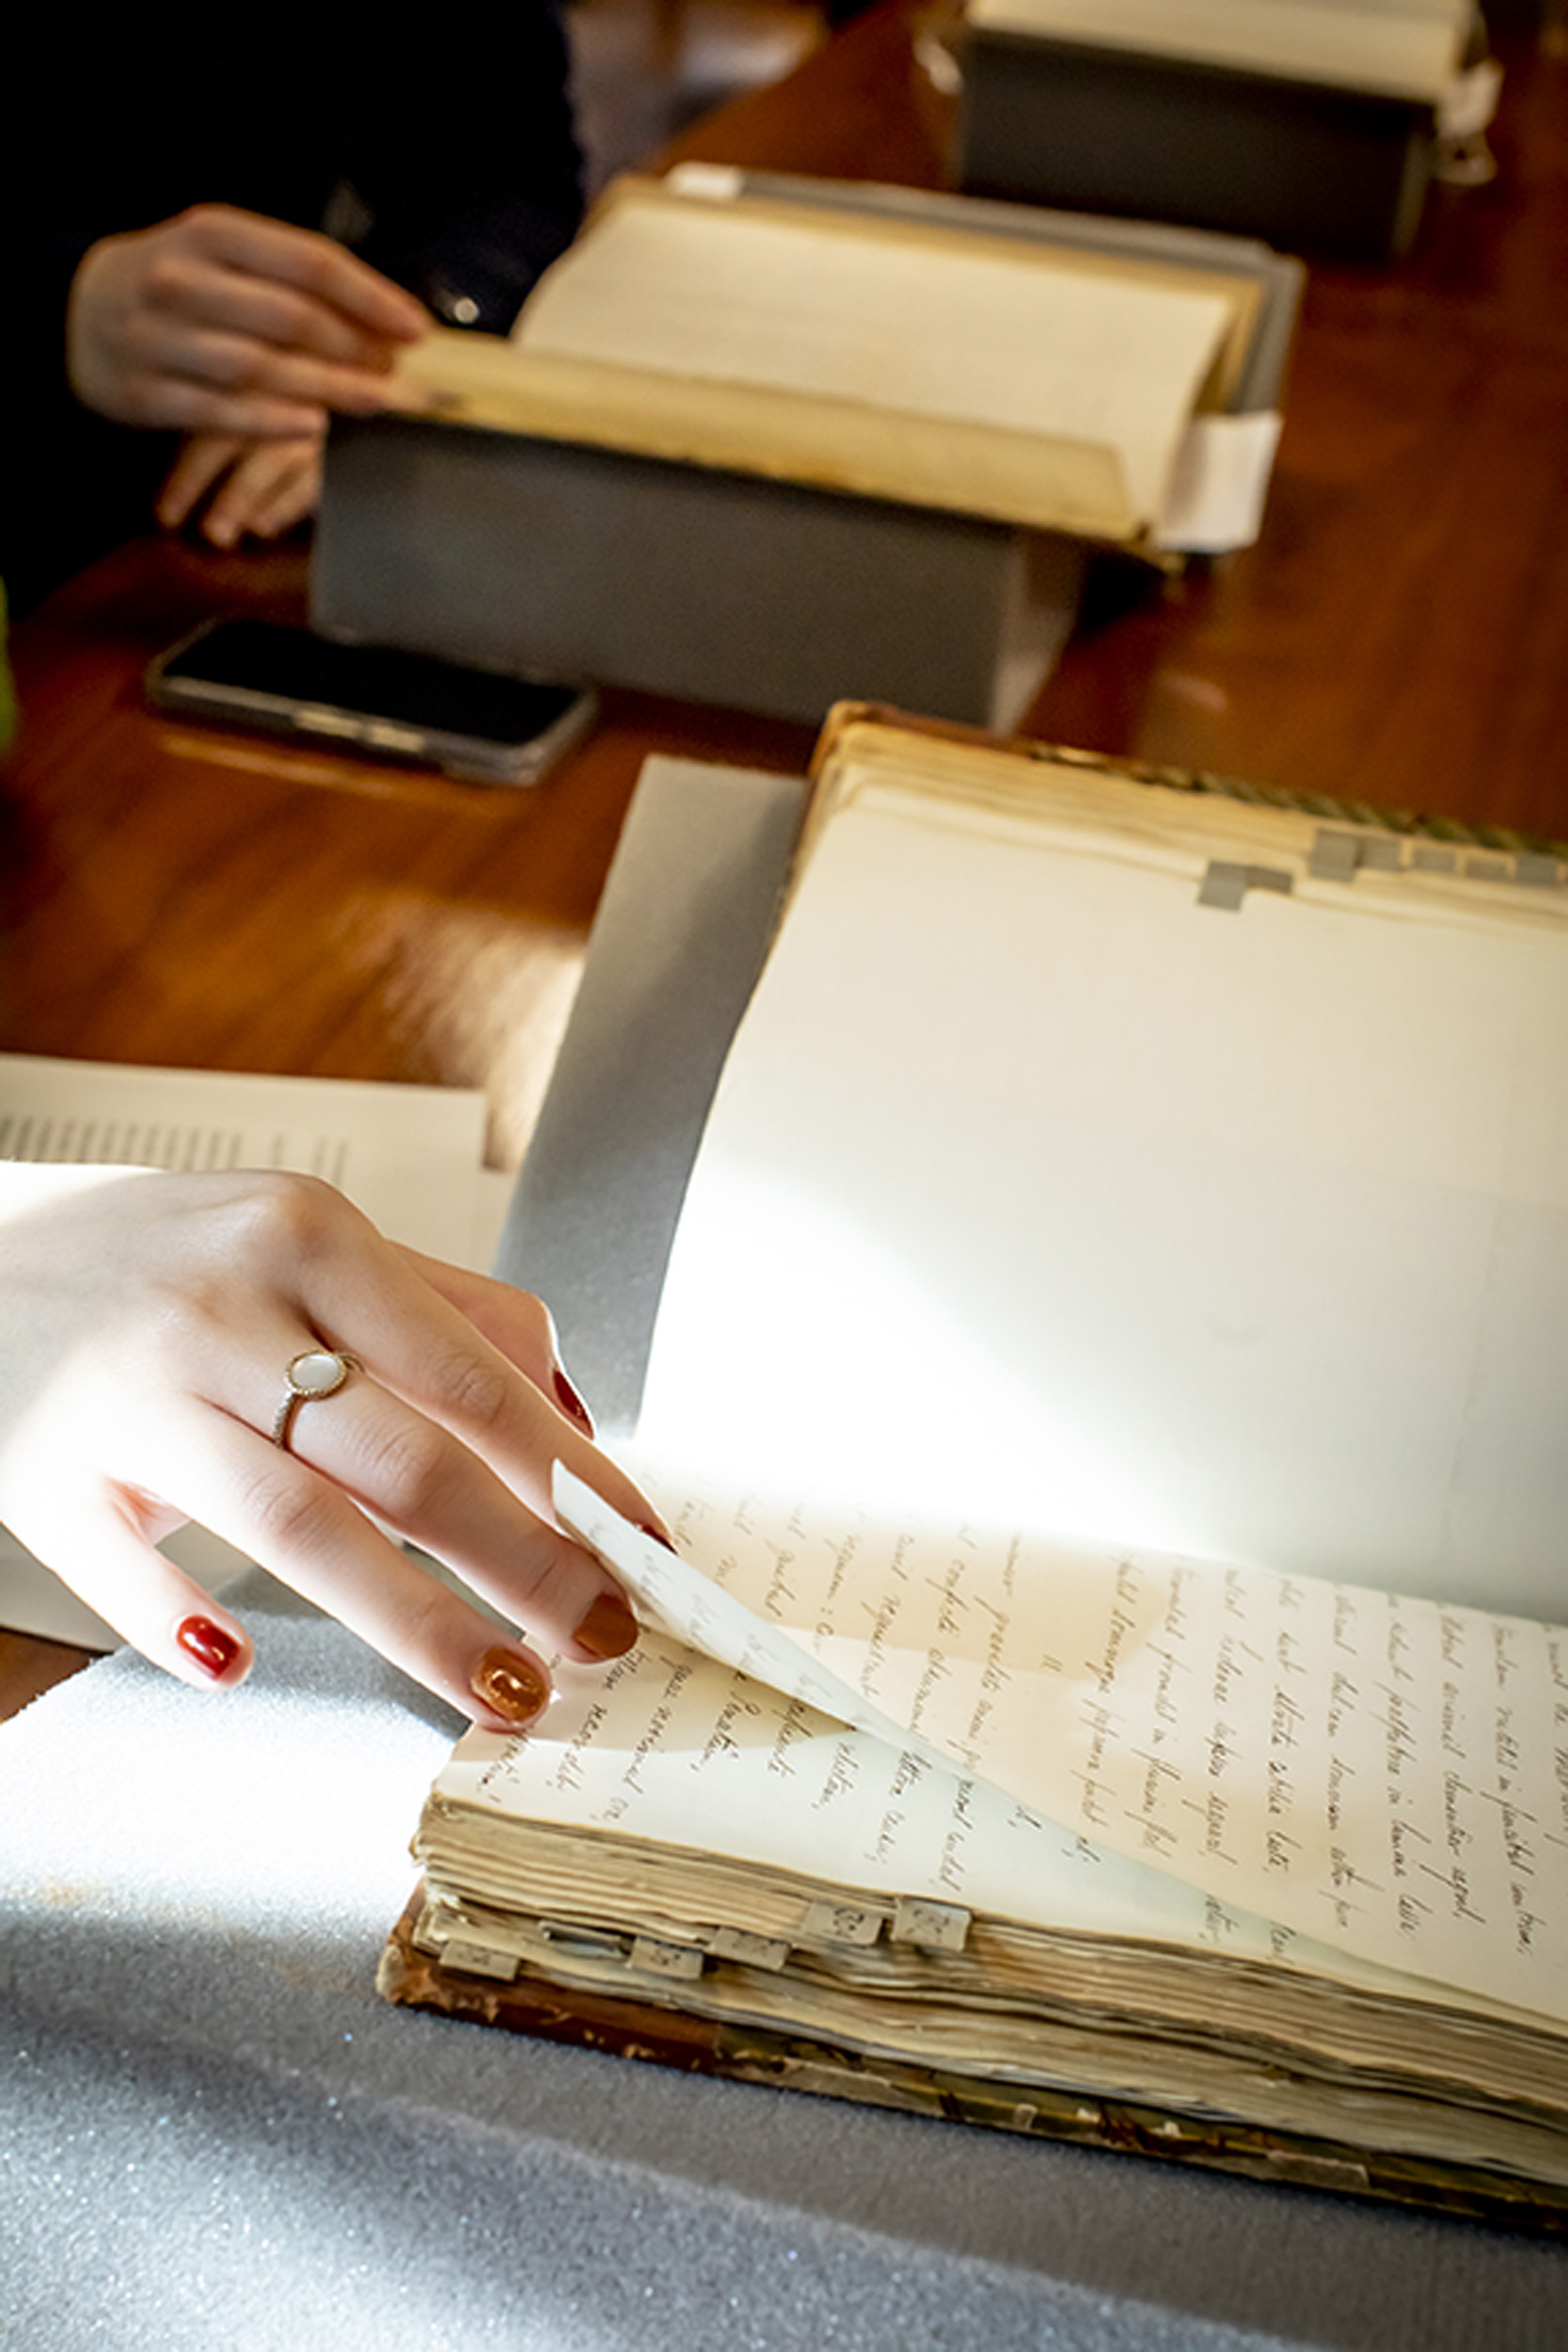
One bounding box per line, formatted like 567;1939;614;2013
442;1533;1405;1998
558;1469;1568;2024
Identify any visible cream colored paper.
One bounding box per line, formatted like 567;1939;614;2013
634;757;1568;1617
514;183;1243;527
436;1629;1402;1990
556;1469;1568;2024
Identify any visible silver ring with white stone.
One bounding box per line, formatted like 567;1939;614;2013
271;1348;361;1451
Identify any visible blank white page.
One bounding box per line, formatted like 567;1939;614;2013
635;747;1568;1621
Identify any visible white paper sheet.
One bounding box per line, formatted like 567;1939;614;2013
633;771;1568;1620
1156;411;1282;551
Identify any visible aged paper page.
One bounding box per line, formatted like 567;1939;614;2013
634;759;1568;1620
558;1472;1568;2024
514;185;1239;525
603;737;1568;2018
436;1637;1243;1958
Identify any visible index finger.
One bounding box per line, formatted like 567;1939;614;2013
182;204;430;344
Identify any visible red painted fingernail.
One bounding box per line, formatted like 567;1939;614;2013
176;1615;241;1679
637;1519;677;1552
552;1365;595;1437
573;1589;640;1661
469;1647;551;1728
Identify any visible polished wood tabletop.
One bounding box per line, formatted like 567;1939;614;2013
2;540;815;1164
4;5;1566;1709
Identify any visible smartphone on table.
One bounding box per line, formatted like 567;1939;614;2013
146;619;596;787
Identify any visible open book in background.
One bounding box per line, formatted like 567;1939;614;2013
382;711;1568;2224
394;167;1275;556
317;171;1297;731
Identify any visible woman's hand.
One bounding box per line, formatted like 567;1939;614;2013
67;204;428;438
0;1164;654;1730
156;430;325;548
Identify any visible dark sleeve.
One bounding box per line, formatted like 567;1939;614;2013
2;224;176;615
341;0;587;331
0;8;588;608
0;34;229;611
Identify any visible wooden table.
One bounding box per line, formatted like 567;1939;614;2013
5;5;1567;1709
0;549;816;1705
2;538;814;1162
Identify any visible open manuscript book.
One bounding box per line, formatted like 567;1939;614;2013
382;713;1568;2224
392;169;1275;554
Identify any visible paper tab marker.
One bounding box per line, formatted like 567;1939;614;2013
1197;861;1293;911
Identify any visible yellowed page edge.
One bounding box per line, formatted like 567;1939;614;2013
393;333;1139;541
